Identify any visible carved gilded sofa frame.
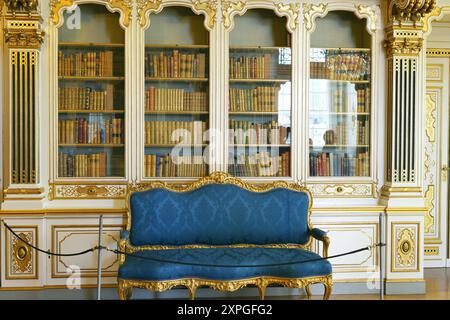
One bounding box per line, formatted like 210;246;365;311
117;172;332;300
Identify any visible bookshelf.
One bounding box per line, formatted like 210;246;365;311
143;6;209;178
57;4;126;179
228;9;291;178
308;11;372;178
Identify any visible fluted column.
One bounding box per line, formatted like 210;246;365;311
2;1;45;203
381;0;436;294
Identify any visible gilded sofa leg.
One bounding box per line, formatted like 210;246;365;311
323;282;332;300
126;287;133;300
188;285;197;300
305;285;312;300
118;280;128;300
258;285;266;300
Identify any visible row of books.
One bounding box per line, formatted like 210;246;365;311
228;151;290;177
229;87;280;112
58;51;115;77
58;152;107;177
229;54;272;79
59;85;115;110
145;121;207;145
144;154;207;177
322;120;369;145
145;51;207;78
59;118;124;144
311;52;369;81
309;151;369;176
229;120;289;145
330;85;370;113
145;87;208;112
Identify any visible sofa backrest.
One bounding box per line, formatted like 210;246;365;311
129;183;311;246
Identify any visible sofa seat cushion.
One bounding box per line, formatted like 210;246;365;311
118;247;332;281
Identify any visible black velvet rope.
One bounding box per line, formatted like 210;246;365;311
1;220;96;257
2;219;385;267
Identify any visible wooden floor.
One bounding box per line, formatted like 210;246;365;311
307;268;450;300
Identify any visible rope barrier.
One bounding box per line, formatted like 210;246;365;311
1;219;385;267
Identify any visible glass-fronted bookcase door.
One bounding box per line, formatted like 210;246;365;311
143;6;210;178
57;4;126;179
308;11;372;180
227;9;292;178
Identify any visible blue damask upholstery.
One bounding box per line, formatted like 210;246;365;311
118;247;332;281
129;184;310;246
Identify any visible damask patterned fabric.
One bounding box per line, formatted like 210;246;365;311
118;247;332;281
129;184;310;246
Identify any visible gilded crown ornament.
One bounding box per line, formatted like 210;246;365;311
391;0;436;24
5;0;38;16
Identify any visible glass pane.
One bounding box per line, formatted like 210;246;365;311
57;4;125;178
144;7;209;178
228;9;291;177
309;48;371;177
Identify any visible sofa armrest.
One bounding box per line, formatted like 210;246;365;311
118;230;130;265
310;228;330;258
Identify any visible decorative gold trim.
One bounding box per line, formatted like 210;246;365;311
391;222;420;273
221;0;244;30
356;4;378;33
50;183;128;199
424;246;439;256
424;185;435;234
427;48;450;57
193;0;218;30
425;93;436;142
275;2;300;31
5;0;39;16
50;0;132;27
302;3;327;32
137;0;162;27
118;275;333;300
391;0;436;24
422;5;442;33
4;18;45;49
3;188;43;195
384;28;423;56
5;225;38;280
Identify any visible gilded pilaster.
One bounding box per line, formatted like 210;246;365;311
2;1;45;202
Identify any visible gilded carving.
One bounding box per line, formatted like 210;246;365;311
5;0;38;16
391;0;436;24
426;48;450;57
303;3;327;31
50;0;132;27
307;183;373;197
275;2;300;31
11;232;33;273
4;18;44;48
425;93;436;142
221;0;245;30
54;184;127;199
424;145;435;183
193;0;218;30
424;185;435;234
356;4;378;33
137;0;163;27
118;275;333;300
384;35;423;56
395;227;417;269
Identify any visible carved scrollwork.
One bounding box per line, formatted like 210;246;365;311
53;184;127;199
193;0;218;30
275;2;300;32
302;3;327;32
5;0;39;16
221;0;245;30
11;232;33;273
137;0;163;27
384;29;423;56
4;19;45;49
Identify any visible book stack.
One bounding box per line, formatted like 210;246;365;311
145;121;206;145
145;87;208;112
58;152;107;177
331;120;369;145
356;87;370;112
58;51;114;77
326;51;368;81
229;54;272;79
309;151;369;176
59;118;124;144
145;51;206;78
310;61;330;79
328;84;370;113
229;120;289;145
229;87;280;112
228;151;290;177
59;85;114;110
144;154;207;177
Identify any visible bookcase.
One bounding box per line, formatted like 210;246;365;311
57;4;126;178
143;7;209;178
228;9;292;177
308;11;372;179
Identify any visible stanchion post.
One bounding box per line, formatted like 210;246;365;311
379;213;384;300
97;215;104;300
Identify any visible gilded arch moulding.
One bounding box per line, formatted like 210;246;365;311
50;0;133;28
221;0;300;33
138;0;217;31
303;3;327;32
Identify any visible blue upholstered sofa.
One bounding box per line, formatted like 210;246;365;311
117;172;332;300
